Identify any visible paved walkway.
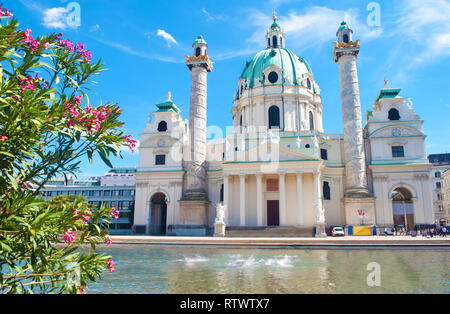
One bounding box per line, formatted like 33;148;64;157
109;235;450;248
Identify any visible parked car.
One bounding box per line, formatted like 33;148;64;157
380;228;394;236
331;227;345;237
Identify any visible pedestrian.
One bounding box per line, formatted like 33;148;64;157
442;226;447;238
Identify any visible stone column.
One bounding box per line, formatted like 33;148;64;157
334;26;375;226
239;174;246;226
337;53;369;196
256;173;263;226
296;172;303;226
223;174;230;224
279;172;286;226
313;171;326;237
178;37;213;236
186;66;208;196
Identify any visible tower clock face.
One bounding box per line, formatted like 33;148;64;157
392;128;401;137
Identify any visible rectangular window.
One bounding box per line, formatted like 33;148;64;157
320;149;328;161
266;179;279;192
155;155;166;165
392;146;405;158
104;190;111;197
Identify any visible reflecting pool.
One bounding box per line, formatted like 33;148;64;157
89;246;449;294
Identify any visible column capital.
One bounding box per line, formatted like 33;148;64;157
255;172;263;178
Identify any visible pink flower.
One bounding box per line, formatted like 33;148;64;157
77;286;86;294
0;6;13;17
72;208;79;215
0;136;8;142
63;230;75;243
110;208;119;221
106;236;113;246
124;135;138;153
44;42;50;49
106;259;116;273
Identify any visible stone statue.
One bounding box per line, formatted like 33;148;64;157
312;136;319;148
214;203;226;237
296;137;302;148
315;203;325;224
215;203;225;223
406;98;413;110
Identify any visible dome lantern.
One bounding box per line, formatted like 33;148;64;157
266;11;285;49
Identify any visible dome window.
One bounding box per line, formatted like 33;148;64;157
195;47;201;57
268;106;280;129
268;71;279;84
307;78;312;90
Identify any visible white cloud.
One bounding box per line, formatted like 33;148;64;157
247;7;383;50
42;7;69;29
156;29;178;47
387;0;450;83
201;8;228;22
91;37;183;64
89;24;100;33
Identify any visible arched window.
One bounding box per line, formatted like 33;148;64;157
272;36;278;48
239;115;243;133
307;78;312;90
268;106;280;129
388;108;400;120
158;121;168;132
343;34;349;43
280;37;283;47
267;38;270;47
195;47;201;57
309;111;314;131
323;182;331;200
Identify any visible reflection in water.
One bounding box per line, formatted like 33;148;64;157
89;246;449;294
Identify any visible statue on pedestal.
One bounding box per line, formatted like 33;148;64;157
214;203;226;237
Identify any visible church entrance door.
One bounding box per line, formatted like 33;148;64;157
149;193;167;235
267;200;280;226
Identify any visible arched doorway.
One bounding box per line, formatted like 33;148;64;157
149;192;167;235
391;187;415;230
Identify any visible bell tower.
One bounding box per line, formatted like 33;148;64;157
178;35;213;236
333;22;376;226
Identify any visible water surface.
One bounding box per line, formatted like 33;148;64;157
89;246;449;294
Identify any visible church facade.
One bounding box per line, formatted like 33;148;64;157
133;17;434;236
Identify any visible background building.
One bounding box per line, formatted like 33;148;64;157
441;170;450;226
40;168;136;234
428;153;450;226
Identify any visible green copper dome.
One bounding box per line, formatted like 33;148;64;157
336;21;351;35
240;48;312;88
192;35;207;46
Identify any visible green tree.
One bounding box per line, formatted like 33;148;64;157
0;6;136;294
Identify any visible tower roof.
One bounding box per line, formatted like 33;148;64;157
336;21;352;35
155;92;180;113
192;35;207;47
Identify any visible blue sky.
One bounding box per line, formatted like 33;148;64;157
9;0;450;177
